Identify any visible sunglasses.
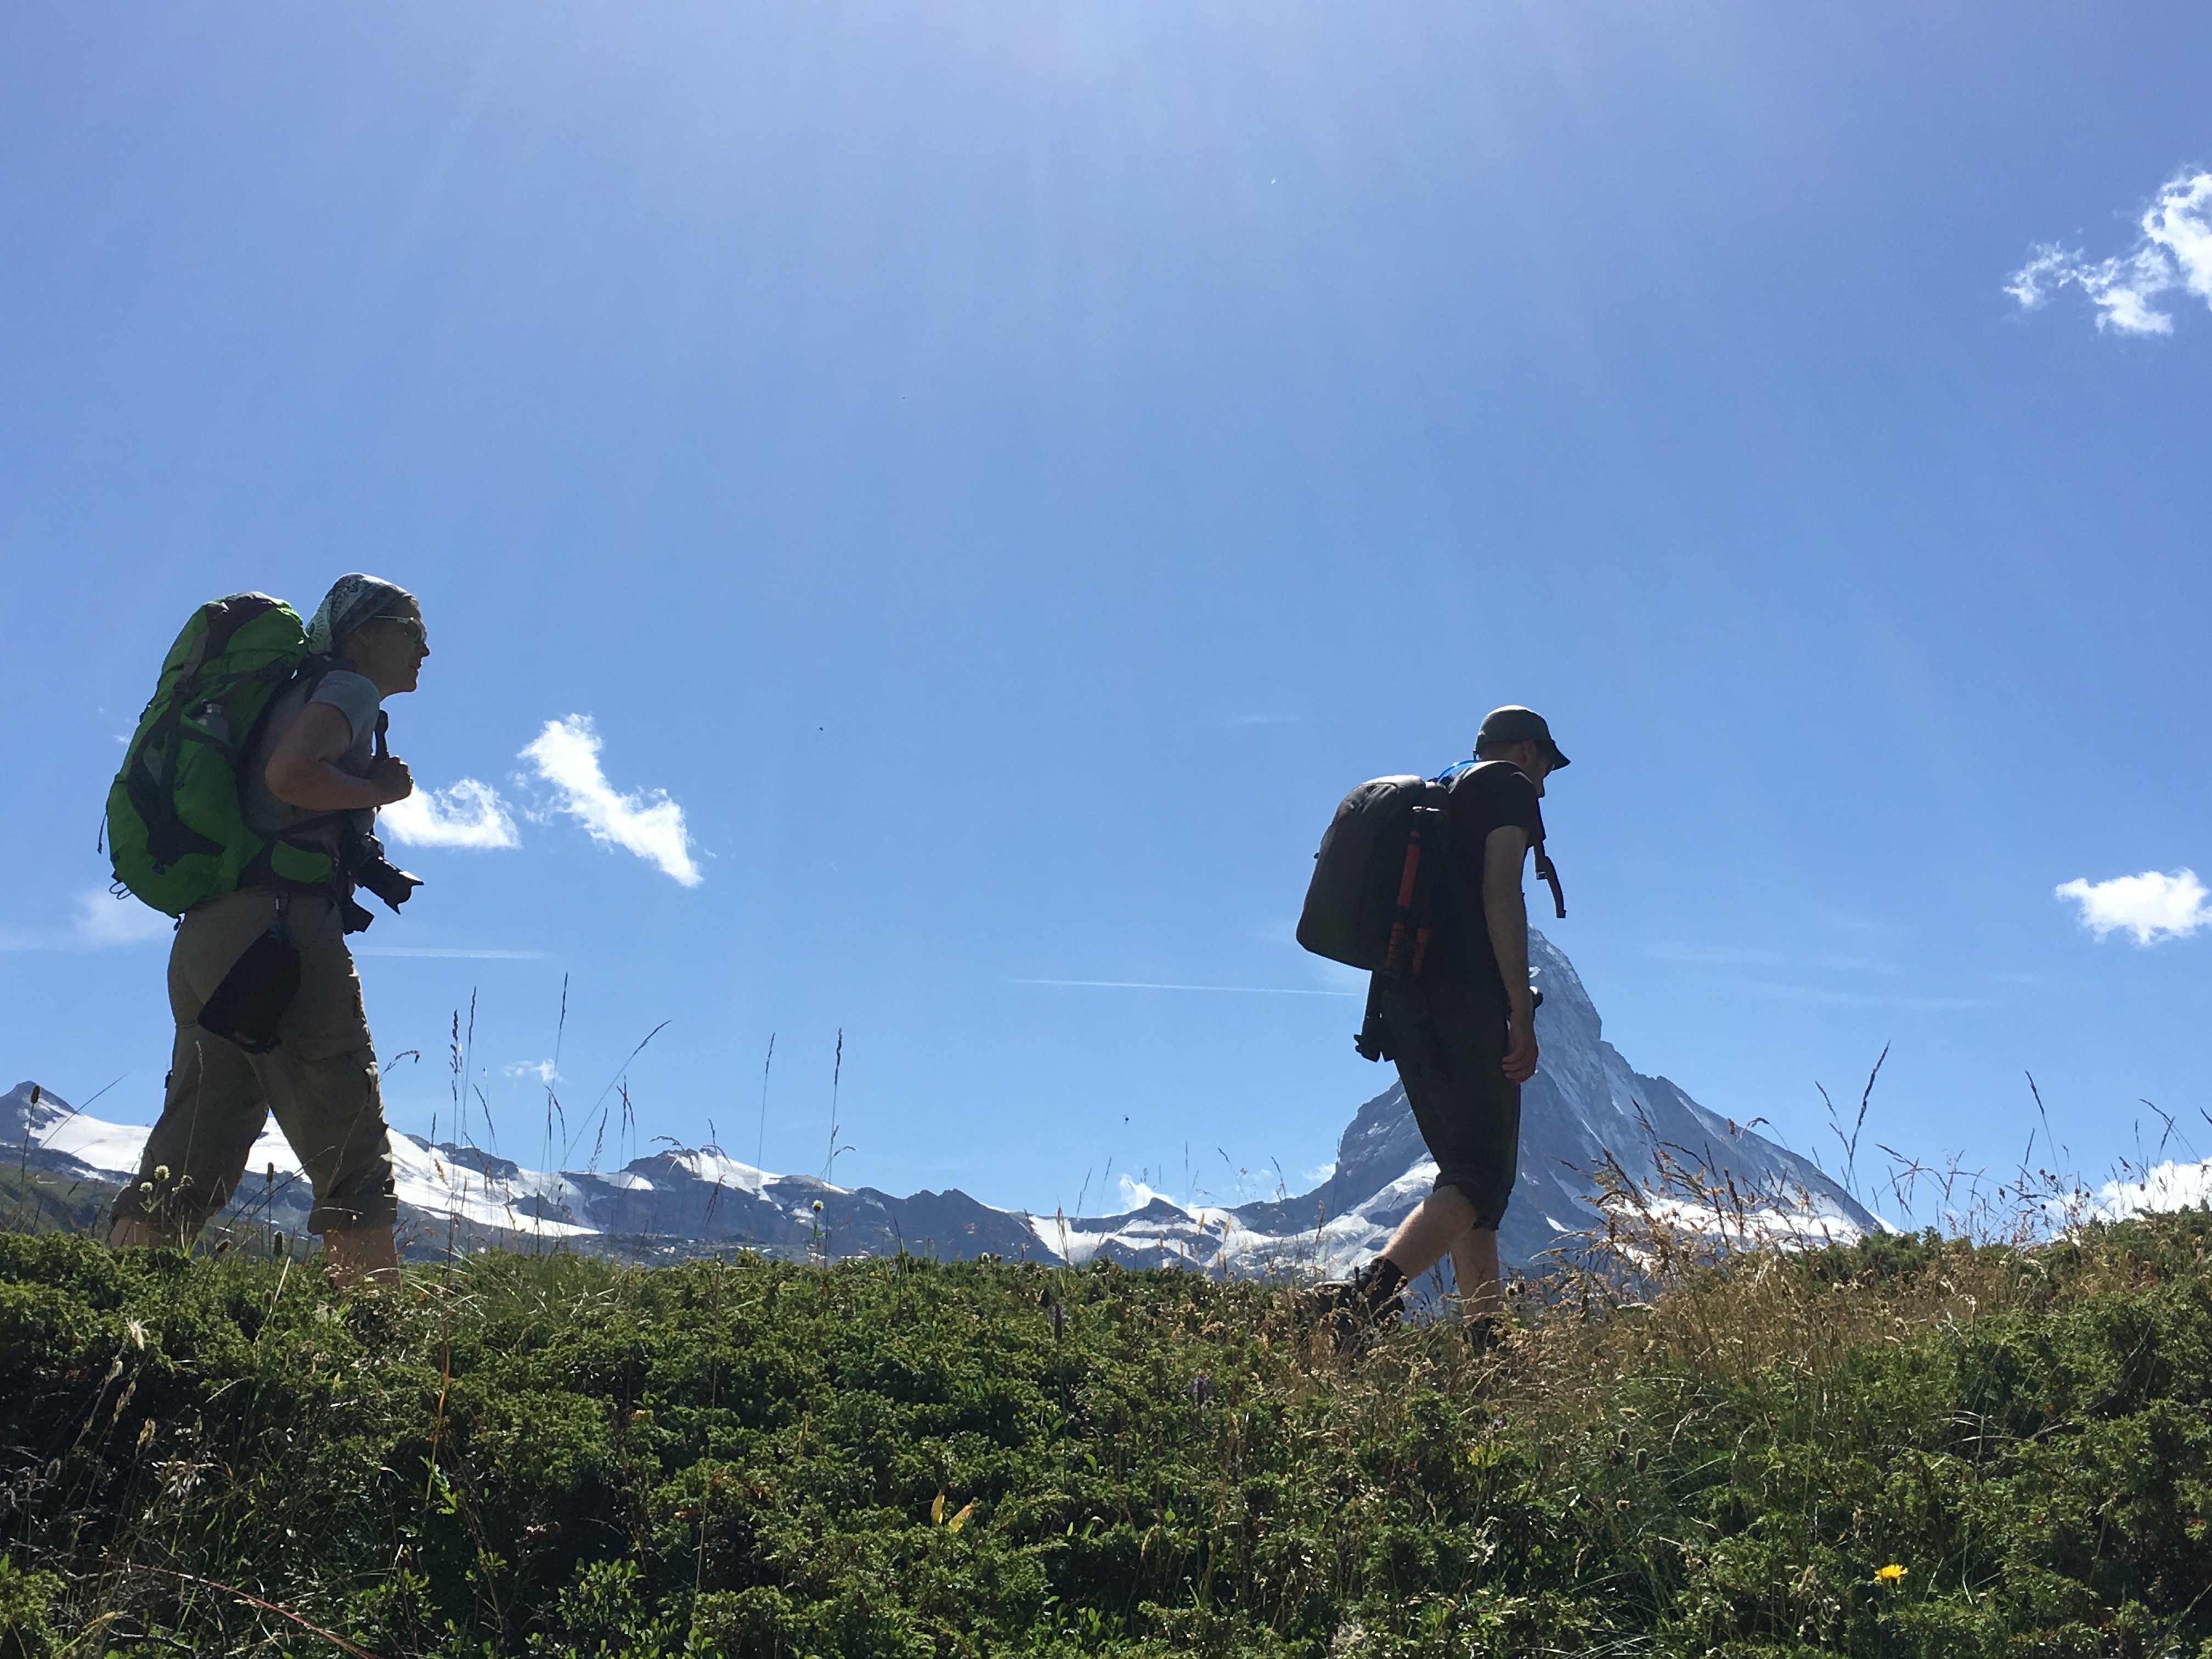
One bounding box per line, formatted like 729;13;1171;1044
370;614;429;648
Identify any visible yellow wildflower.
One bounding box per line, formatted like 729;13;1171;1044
1875;1564;1906;1585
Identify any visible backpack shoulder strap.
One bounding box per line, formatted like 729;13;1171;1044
237;652;340;757
1532;842;1565;919
1442;759;1565;919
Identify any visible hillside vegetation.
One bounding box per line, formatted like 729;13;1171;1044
2;1211;2210;1657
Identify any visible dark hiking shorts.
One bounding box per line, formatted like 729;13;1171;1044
1376;977;1520;1229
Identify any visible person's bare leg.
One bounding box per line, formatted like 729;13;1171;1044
323;1224;402;1289
108;1217;169;1250
1376;1186;1477;1281
1448;1227;1504;1322
109;1209;204;1250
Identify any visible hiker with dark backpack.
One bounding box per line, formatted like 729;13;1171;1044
1296;706;1570;1351
104;575;429;1288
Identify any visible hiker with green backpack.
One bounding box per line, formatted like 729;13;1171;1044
103;575;430;1288
1296;706;1571;1351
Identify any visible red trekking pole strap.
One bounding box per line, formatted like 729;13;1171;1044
1383;814;1437;978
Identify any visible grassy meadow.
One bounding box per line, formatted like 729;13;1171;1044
2;1203;2210;1657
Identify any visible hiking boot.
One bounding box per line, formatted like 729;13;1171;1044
1307;1257;1407;1353
1464;1314;1503;1358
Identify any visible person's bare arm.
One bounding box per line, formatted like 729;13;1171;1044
263;703;413;811
1482;824;1539;1082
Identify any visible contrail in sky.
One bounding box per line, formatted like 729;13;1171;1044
357;947;546;960
1011;979;1357;997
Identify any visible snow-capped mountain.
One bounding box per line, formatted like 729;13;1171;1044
5;930;1880;1271
1162;928;1882;1276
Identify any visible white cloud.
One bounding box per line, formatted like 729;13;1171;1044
2055;868;2211;945
74;890;173;947
2093;1158;2212;1219
380;778;520;850
2007;170;2212;335
519;715;702;887
504;1059;560;1085
1117;1176;1175;1212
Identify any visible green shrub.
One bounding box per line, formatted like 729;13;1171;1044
1;1214;2209;1655
0;1556;62;1659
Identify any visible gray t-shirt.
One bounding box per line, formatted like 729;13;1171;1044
244;667;384;853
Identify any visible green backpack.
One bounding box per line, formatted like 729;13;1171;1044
106;593;337;916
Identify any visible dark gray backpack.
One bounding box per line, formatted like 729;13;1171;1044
1294;776;1452;976
1296;764;1567;977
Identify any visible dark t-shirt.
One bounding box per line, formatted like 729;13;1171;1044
1431;760;1545;998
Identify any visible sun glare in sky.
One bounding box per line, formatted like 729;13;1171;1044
4;4;2209;1214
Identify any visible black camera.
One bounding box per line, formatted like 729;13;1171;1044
354;856;424;914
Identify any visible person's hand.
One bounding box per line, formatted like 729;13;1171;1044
1502;1005;1539;1082
367;755;415;806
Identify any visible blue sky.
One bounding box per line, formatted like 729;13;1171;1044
4;3;2209;1222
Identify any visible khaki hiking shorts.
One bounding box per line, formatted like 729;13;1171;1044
111;890;397;1240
